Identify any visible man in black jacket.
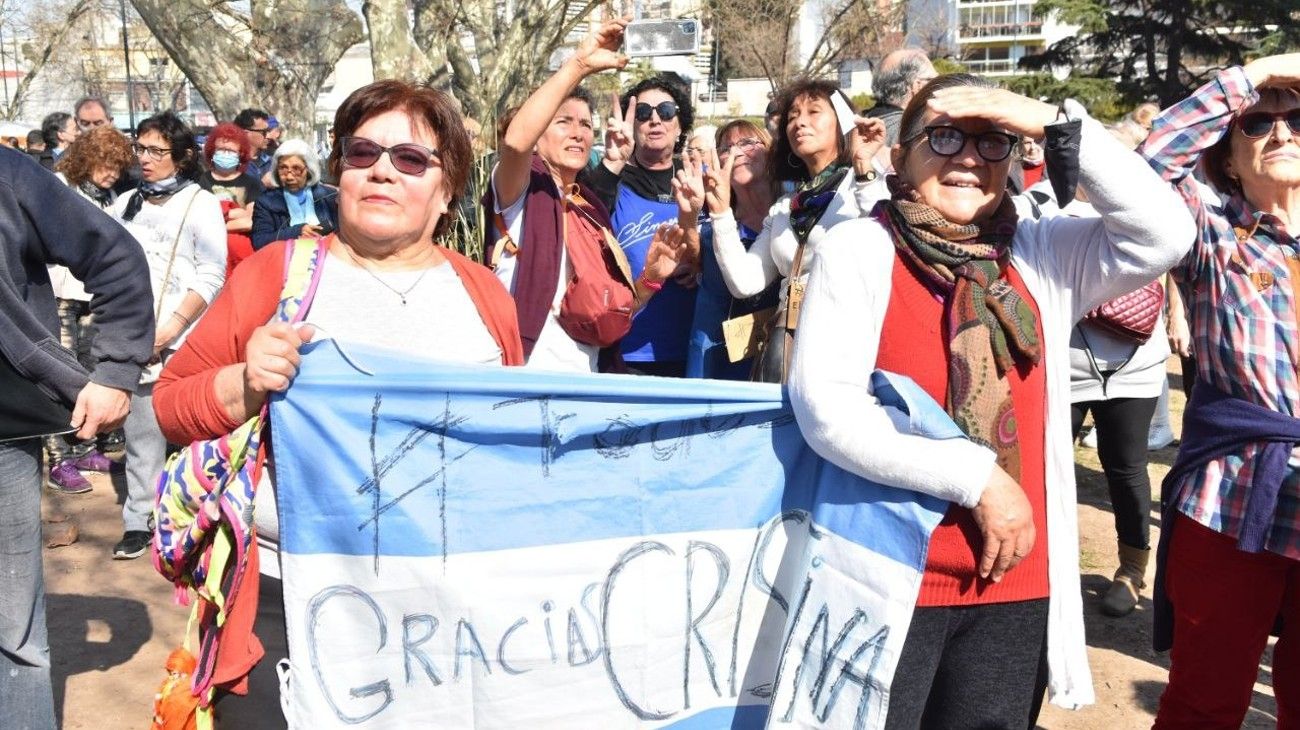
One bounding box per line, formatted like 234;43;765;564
0;147;153;728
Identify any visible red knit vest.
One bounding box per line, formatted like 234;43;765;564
877;251;1050;606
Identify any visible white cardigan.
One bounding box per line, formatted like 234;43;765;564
788;101;1195;710
710;166;887;303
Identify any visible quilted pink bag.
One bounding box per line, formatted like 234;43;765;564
1084;280;1164;344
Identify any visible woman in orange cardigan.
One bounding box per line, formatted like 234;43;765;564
154;80;523;729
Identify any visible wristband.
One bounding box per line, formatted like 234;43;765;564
172;311;192;327
639;274;664;292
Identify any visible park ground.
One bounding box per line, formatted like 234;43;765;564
41;358;1278;729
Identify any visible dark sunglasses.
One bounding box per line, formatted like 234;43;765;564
1237;109;1300;139
635;101;679;123
904;125;1017;162
340;136;441;176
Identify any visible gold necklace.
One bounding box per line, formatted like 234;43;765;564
341;243;437;306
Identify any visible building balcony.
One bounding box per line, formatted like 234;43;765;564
957;21;1043;42
960;58;1024;75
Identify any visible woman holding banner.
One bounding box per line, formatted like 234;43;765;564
788;73;1195;727
153;81;523;727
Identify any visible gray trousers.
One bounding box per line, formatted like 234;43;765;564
122;382;164;533
0;438;57;729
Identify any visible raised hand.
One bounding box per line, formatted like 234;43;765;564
927;87;1060;139
1243;53;1300;90
573;18;630;76
671;148;706;218
604;91;636;169
849;116;887;174
642;223;689;284
703;147;736;214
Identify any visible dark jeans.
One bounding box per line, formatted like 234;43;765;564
884;598;1050;729
0;438;56;729
213;574;288;729
43;299;121;462
1071;396;1158;550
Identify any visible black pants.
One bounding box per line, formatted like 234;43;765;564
1071;396;1158;550
884;598;1050;729
213;575;288;730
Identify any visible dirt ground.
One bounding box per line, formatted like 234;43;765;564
41;358;1278;729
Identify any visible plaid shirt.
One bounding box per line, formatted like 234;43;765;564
1141;66;1300;561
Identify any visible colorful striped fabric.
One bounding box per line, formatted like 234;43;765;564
151;236;329;704
1141;66;1300;560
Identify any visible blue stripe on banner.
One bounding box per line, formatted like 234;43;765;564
270;340;951;571
662;704;769;728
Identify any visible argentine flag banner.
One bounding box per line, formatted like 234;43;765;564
270;340;954;729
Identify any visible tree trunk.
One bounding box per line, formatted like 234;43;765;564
129;0;363;139
4;0;95;121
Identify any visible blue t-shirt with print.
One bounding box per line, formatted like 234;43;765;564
613;186;698;364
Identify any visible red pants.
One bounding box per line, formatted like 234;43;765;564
1155;515;1300;728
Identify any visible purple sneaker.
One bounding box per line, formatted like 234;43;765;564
48;461;92;494
73;451;115;473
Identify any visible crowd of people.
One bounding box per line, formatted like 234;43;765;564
0;16;1296;729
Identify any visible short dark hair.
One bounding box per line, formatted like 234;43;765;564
135;111;201;179
566;86;596;117
767;78;852;186
234;108;269;130
41;112;72;148
26;130;43;148
330;80;474;241
74;97;110;120
621;75;694;153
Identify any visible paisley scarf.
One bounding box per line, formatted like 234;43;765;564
882;175;1041;480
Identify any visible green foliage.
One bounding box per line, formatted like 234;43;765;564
933;57;966;75
1000;73;1130;122
850;93;874;112
1023;0;1298;106
443;153;491;263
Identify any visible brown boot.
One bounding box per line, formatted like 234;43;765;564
1101;543;1149;617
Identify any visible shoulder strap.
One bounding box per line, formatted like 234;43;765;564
275;235;331;324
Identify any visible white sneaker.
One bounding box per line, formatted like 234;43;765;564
1148;422;1175;450
1080;427;1097;448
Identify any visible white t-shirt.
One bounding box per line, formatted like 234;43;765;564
256;250;503;577
110;185;227;347
491;175;600;373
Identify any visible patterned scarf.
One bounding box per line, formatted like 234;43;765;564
77;179;115;208
789;164;849;245
123;176;194;222
883;175;1041;480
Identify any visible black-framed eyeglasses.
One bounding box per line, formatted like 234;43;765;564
242;125;269;136
1237;109;1300;139
719;137;763;156
340;136;441;177
903;125;1017;162
635;101;679;123
132;143;172;160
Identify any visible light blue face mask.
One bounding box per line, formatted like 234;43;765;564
212;150;240;171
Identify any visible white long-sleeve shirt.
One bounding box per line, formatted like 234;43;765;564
709;166;887;304
111;184;227;351
788;100;1196;711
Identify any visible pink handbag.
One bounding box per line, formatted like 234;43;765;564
1084;280;1164;344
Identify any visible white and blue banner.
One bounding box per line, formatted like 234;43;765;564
271;341;955;729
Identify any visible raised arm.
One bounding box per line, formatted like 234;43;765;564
493;18;629;209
